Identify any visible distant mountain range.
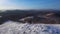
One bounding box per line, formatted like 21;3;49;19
0;9;60;25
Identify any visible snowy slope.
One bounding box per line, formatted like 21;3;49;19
0;21;60;34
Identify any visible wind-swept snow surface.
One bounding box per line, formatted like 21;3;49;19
0;21;60;34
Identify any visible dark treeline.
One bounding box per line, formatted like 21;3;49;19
0;9;60;25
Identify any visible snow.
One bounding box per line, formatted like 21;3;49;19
0;21;60;34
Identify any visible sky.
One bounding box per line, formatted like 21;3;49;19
0;0;60;10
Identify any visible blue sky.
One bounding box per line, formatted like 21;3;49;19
0;0;60;10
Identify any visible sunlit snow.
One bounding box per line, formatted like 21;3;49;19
0;21;60;34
